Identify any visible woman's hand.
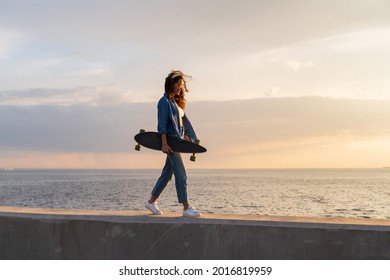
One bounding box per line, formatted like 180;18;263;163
162;143;172;154
161;134;172;154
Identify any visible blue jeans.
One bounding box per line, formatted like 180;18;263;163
151;152;188;203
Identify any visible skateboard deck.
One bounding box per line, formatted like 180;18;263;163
134;131;207;153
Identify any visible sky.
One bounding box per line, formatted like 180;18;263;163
1;0;390;169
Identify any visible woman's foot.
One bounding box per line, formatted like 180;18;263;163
183;205;202;217
145;201;162;215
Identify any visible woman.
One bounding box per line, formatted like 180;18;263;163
145;70;202;217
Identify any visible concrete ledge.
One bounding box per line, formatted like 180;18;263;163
0;206;389;259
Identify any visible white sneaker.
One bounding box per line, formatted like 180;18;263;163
183;206;202;217
145;201;162;215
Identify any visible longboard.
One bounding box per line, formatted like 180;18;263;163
134;129;206;161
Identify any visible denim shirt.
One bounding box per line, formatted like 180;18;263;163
157;93;197;142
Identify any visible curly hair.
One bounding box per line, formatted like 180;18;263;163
164;70;189;110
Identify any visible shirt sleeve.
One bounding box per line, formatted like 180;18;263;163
157;98;169;135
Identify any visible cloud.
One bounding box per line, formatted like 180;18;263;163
325;28;390;52
1;96;390;168
1;1;390;101
286;60;314;71
0;102;153;153
189;97;390;168
0;27;21;59
0;86;133;106
264;86;280;97
2;4;389;66
245;25;390;99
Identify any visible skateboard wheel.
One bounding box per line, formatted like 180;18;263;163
190;154;196;162
135;144;141;151
139;129;146;133
194;139;200;145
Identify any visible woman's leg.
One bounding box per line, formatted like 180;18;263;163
167;152;189;207
150;156;173;200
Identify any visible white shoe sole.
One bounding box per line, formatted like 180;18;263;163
183;212;202;218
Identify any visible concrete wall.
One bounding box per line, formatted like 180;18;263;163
0;207;389;260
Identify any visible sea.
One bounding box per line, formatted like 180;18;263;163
0;168;389;220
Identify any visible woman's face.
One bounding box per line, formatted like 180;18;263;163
172;79;184;95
